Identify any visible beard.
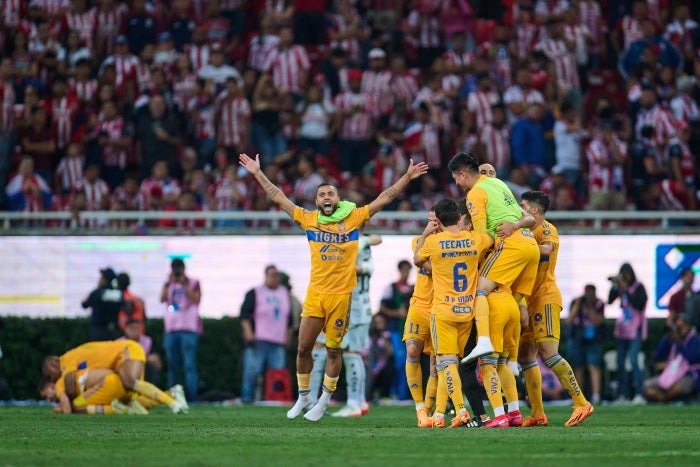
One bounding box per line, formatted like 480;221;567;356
318;201;338;215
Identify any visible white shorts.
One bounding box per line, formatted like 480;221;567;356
341;323;370;352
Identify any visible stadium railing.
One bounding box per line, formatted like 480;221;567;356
0;210;698;234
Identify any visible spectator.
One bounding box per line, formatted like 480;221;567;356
135;94;181;179
403;101;442;172
292;153;324;211
112;174;145;211
379;259;414;400
214;77;251;159
140;160;181;212
198;43;243;90
75;163;110;213
91;99;133;189
0;58;16;208
566;284;606;404
362;48;392;125
5;156;53;212
54;142;85;196
262;25;310;98
81;267;123;341
477;102;511;179
251;74;286;167
19;105;56;183
608;262;648;404
124;0;157;56
620;18;682;80
553;100;586;196
510;102;547;188
643;313;700;403
325;0;366;66
368;312;395;401
160;258;202;402
297;83;336;157
539;166;578;209
212;164;248;228
248;14;281;73
660;120;695;211
586;119;627;210
668;268;696;326
239;264;293;403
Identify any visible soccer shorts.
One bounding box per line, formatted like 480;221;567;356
341;323;370;353
520;303;562;344
480;229;539;296
301;289;351;349
402;298;433;355
114;340;147;371
74;373;128;406
486;292;520;356
430;314;472;356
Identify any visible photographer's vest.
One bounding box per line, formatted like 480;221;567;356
253;285;291;345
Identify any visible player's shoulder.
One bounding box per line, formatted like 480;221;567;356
541;219;559;236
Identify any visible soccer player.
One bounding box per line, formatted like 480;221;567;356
40;368;131;415
447;152;539;363
414;198;493;428
518;191;594;427
479;163;496;178
332;232;382;417
404;207;438;427
239;152;428;421
42;340;188;414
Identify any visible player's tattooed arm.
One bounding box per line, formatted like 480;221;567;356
368;158;429;216
239;153;297;217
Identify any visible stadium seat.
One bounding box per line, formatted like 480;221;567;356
264;368;293;402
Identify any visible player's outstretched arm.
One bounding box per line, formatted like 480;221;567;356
239;153;297;218
368;159;428;216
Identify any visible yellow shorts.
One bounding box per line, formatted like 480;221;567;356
403;299;433;355
74;373;128;406
520;303;562;343
487;292;520;356
430;314;472;356
301;289;351;349
114;340;147;370
480;230;539;296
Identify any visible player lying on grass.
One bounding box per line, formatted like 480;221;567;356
42;340;188;414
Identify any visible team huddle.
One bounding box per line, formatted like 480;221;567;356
240;149;594;427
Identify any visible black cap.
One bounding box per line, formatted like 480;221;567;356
100;267;116;282
117;272;130;291
171;258;185;269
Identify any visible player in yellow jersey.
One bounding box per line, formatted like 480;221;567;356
414;198;493;428
448;152;539;363
42;340;188;414
239;152;428;421
518;191;594;427
403;206;438;427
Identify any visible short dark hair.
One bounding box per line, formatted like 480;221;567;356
456;197;468;217
315;182;337;197
521;191;550;213
434;198;460;227
398;260;412;270
680;268;695;277
447;152;480;174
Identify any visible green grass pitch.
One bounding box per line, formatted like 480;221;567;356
1;404;699;466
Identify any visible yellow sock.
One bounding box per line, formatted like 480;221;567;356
521;360;544;416
405;359;424;407
297;373;310;396
480;355;504;415
544;353;588;406
444;360;465;413
475;292;490;339
87;405;115;414
497;361;518;407
424;375;438;412
435;364;448;415
133;393;160;409
133;379;176;406
322;374;339;394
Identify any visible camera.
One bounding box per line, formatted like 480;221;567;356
607;274;621;282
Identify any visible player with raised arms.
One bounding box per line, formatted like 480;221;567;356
239;153;428;421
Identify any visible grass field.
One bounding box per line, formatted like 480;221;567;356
1;404;699;466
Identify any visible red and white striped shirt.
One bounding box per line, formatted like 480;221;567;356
562;23;590;66
534;39;580;90
578;1;602;51
185;44;211;72
406;11;441;48
361;69;392;115
1;0;24;29
443;49;475;71
247;34;280;72
213;177;249;211
466;89;500;129
101;54;139;88
94;3;127;57
50;95;79;149
503;85;545;106
96;116;129;169
215;93;251;147
69;78;98;105
111;185;145;211
0;79;15;133
514;22;539;60
187;94;216;140
666;137;695;186
403;121;441;167
334;91;376;140
390;72;419;109
55;155;84;193
635;105;676;148
479;123;510;171
140;176;181;209
326;12;364;63
173;73;198;112
76;178;110;210
619;16;643;50
670;94;700;123
263;45;310;94
586;136;627;193
63;8;96;51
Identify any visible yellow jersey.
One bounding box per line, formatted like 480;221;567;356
527;220;563;308
411;236;433;307
417;230;493;322
293;205;371;294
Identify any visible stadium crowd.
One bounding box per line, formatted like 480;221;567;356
0;0;699;227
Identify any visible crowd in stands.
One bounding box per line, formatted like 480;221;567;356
1;0;699;228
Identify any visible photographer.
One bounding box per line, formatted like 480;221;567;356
566;285;605;404
81;267;123;341
160;258;202;402
643;313;700;403
608;263;648;404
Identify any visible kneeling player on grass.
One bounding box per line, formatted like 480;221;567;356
42;340;188;414
414;198;493;428
239;153;428;421
517;191;593;427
